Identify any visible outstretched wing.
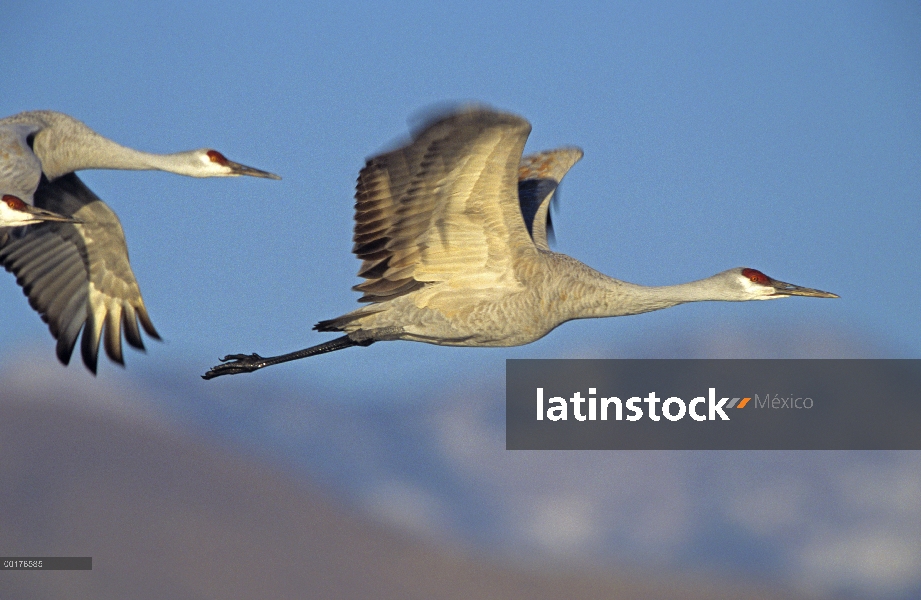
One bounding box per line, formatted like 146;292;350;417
0;173;159;373
350;107;536;305
517;147;583;251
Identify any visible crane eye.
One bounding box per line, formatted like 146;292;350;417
741;268;770;285
206;150;229;166
2;195;27;210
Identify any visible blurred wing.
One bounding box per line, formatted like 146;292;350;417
351;107;535;304
517;147;583;251
0;173;158;373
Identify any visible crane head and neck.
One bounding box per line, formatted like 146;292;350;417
564;264;838;321
686;267;839;301
618;267;838;314
9;110;280;180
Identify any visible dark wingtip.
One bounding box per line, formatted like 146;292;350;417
55;325;81;367
123;308;146;350
80;333;99;375
138;307;161;340
56;350;73;367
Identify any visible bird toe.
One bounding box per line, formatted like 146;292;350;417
202;353;266;379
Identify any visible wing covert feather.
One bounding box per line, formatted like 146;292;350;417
351;107;536;304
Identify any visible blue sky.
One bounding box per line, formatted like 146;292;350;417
3;2;920;596
3;1;919;391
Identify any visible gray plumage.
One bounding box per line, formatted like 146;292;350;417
0;124;44;202
0;110;280;373
203;106;836;379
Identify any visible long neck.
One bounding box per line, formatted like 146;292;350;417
553;259;733;320
28;114;198;179
598;279;725;317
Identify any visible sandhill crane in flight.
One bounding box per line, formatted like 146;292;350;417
0;110;280;374
203;107;836;379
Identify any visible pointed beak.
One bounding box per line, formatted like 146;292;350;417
225;160;282;180
25;204;81;224
770;279;839;298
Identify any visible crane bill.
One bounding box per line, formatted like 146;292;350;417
770;280;839;298
225;159;281;180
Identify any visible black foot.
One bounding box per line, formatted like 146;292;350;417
202;353;268;380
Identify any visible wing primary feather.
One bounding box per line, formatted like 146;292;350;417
56;320;83;366
55;292;89;345
137;305;159;339
80;310;101;375
121;305;145;350
103;307;125;365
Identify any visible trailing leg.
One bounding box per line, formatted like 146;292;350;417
202;334;373;379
